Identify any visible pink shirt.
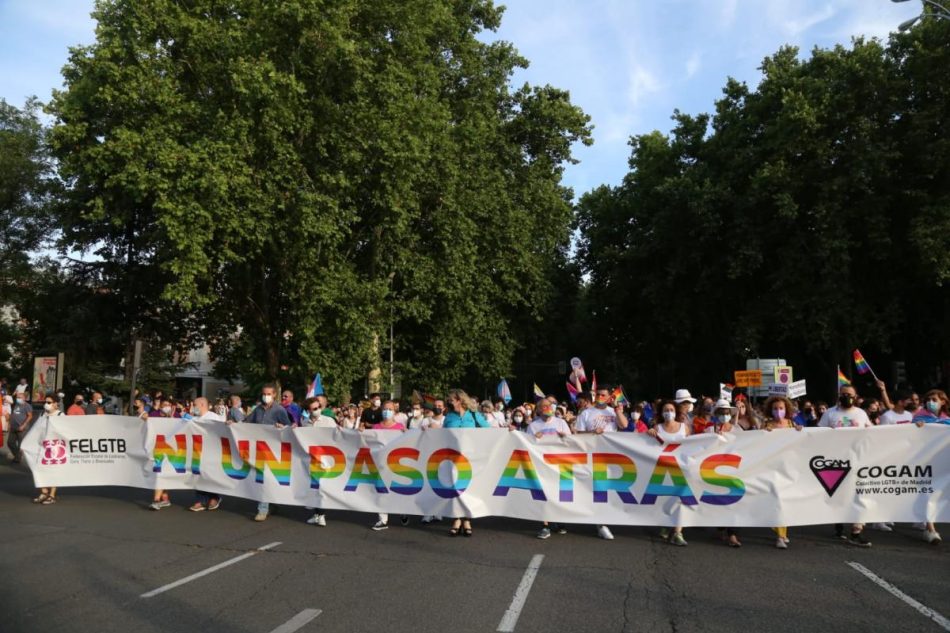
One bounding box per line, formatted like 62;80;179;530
372;421;406;431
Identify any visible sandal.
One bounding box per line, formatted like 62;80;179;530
32;493;49;504
42;496;56;505
463;528;473;537
450;520;462;537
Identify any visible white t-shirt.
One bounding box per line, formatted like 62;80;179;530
196;411;226;422
878;409;913;425
419;417;443;429
657;422;689;442
818;406;872;428
14;383;27;394
311;414;338;428
492;411;508;427
527;417;572;437
575;406;618;433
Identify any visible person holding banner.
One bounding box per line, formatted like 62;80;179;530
818;385;873;547
247;384;292;522
575;386;628;540
910;390;948;544
444;389;489;536
303;397;339;527
148;398;178;510
188;398;226;512
706;399;741;547
763;395;802;549
647;400;690;546
32;396;63;505
371;400;409;530
733;395;760;431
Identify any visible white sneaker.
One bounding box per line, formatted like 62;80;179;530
421;515;434;524
670;532;687;547
924;530;942;545
869;522;893;532
254;512;268;522
775;537;788;549
149;500;170;510
306;513;327;527
537;527;552;540
597;525;614;540
372;521;388;531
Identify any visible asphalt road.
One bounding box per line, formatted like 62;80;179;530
0;460;947;633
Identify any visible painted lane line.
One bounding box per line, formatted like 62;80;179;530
847;561;950;631
268;608;323;633
497;554;545;632
140;541;282;598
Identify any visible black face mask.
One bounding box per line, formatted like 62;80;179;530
434;407;443;415
839;394;855;408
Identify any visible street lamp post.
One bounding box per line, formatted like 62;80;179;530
891;0;950;31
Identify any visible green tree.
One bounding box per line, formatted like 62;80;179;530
576;20;950;398
48;0;591;401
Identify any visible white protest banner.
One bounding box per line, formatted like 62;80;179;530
787;379;807;399
22;415;949;527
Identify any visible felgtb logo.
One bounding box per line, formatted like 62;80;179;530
41;439;68;465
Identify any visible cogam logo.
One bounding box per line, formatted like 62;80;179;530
41;439;68;466
809;455;851;497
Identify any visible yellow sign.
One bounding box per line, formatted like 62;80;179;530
734;369;763;387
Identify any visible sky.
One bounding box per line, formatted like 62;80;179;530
0;0;924;200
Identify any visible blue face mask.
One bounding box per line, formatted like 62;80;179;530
926;400;941;414
381;409;394;420
301;410;311;420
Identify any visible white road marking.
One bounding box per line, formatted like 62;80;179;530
268;608;323;633
140;541;282;598
497;554;545;632
847;561;950;631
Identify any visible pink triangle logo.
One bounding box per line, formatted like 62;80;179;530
809;456;851;497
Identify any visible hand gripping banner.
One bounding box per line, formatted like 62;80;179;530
21;415;949;527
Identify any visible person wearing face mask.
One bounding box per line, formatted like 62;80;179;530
646;400;690;546
32;397;63;504
862;398;884;425
188;398;226;512
575;386;629;540
705;399;742;547
8;392;34;464
84;391;105;415
418;402;445;524
621;403;649;433
507;407;527;432
132;396;149;421
818;385;873;547
528;400;571;539
762;395;803;549
909;389;947;544
369;400;408;530
793;400;818;427
246;384;292;521
407;403;426;429
66;394;86;416
147;398;181;510
360;393;384;428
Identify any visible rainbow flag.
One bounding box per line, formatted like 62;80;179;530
853;349;872;375
611;386;628;405
497;379;512;404
837;367;852;388
306;373;324;398
533;383;546;400
565;381;579;402
422;393;438;410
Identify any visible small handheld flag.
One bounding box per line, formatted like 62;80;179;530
565;381;579;403
590;370;598;394
421;393;438;410
837;366;852;388
533;383;546;400
306;373;324;398
852;349;878;380
611;385;628;406
570;357;587;383
497;379;512;404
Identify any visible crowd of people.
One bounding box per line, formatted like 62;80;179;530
4;376;947;549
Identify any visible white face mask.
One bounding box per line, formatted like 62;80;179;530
662;411;676;422
161;406;172;415
372;399;382;408
631;412;641;421
262;394;274;405
43;403;53;413
720;414;732;423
